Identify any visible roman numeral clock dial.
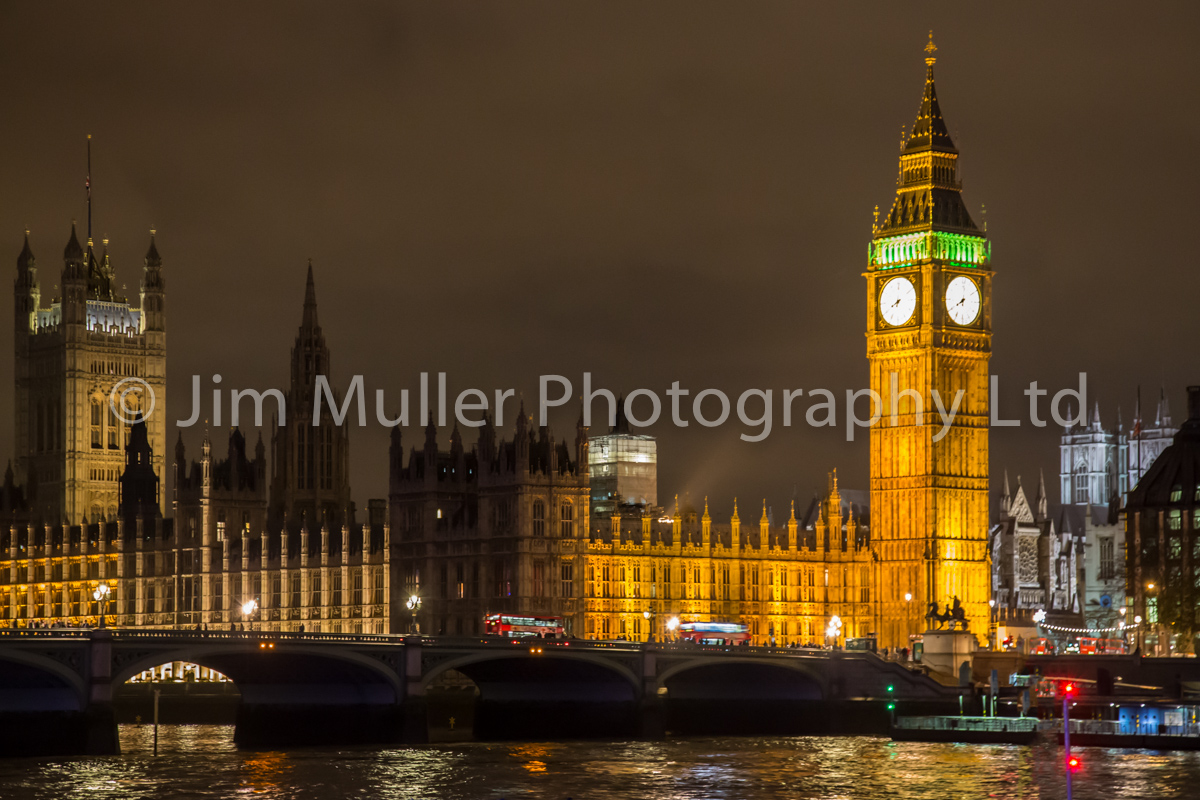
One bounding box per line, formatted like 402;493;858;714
879;276;917;326
945;275;980;325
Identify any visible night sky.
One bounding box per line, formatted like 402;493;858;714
1;3;1197;518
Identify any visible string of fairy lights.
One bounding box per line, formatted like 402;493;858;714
1034;620;1139;635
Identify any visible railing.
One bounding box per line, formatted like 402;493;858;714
0;627;91;639
1039;719;1200;738
0;628;913;663
895;716;1038;733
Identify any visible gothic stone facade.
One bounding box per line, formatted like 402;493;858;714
388;411;591;636
14;227;166;524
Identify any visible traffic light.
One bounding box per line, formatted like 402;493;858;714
886;703;896;711
1061;681;1077;698
1067;755;1081;771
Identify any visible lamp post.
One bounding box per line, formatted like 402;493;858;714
643;609;656;642
406;594;422;634
93;583;111;629
241;599;258;631
988;598;997;651
666;615;680;642
826;615;843;649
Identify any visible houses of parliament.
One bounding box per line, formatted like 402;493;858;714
0;41;993;648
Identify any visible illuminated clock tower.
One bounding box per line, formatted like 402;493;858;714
867;36;992;647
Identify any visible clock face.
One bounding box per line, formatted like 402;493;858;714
945;276;981;325
879;277;917;326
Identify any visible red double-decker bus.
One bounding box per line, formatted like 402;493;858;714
677;622;750;646
1079;637;1126;655
484;614;565;638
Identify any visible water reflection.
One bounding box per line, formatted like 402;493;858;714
0;727;1198;799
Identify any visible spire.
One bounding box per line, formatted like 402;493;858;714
875;35;978;237
1157;386;1171;428
302;259;319;330
145;229;161;267
17;229;34;271
1091;401;1102;430
1036;469;1048;518
904;32;956;154
63;222;83;262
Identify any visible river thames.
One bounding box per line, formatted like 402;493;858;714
0;726;1197;799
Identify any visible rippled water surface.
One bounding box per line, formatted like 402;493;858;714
0;726;1197;799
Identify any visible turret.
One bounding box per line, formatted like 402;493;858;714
756;500;769;550
15;231;39;333
140;230;165;332
701;497;711;547
515;401;529;474
575;409;589;478
730;497;740;550
787;501;797;550
61;223;87;326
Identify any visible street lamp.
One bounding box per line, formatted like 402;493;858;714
666;615;680;642
988;599;997;651
242;599;258;630
643;609;656;642
93;583;111;629
406;594;422;634
826;614;843;648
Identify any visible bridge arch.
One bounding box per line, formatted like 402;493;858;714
0;645;89;711
657;655;829;698
112;643;403;706
421;648;640;695
421;647;643;740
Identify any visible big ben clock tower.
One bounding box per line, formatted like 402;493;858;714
867;36;992;647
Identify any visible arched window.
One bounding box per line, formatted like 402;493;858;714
532;500;546;537
91;399;102;448
559;500;574;538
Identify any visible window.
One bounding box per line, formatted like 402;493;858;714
321;426;334;491
1171;485;1183;502
532;500;546;537
1099;537;1116;580
1169;536;1183;561
1073;473;1088;503
560;501;575;538
533;561;545;597
1170;510;1183;531
107;403;119;449
291;574;302;608
373;567;385;604
455;564;464;599
90;399;102;448
560;562;573;597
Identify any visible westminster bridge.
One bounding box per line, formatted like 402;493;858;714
0;628;963;755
